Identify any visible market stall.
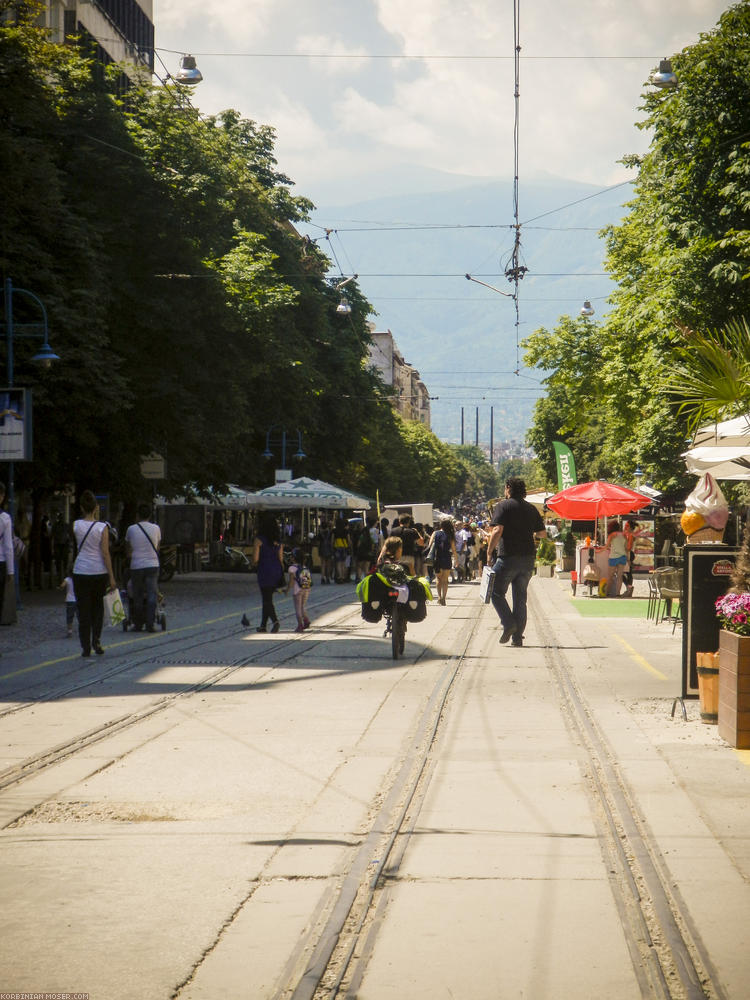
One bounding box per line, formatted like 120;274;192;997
546;481;653;595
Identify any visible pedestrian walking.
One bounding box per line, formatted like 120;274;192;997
72;490;117;657
52;513;73;584
285;547;312;632
125;503;161;631
247;513;284;632
486;478;546;647
332;516;351;583
0;482;15;626
317;521;333;584
58;573;77;637
430;519;458;606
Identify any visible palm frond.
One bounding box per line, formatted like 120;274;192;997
662;318;750;433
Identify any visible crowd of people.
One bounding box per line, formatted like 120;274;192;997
0;479;577;651
237;510;500;632
312;513;493;588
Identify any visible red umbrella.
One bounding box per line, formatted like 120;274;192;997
546;481;652;521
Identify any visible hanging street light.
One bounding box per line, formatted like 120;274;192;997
651;58;678;89
333;274;358;315
580;300;595;317
174;54;203;85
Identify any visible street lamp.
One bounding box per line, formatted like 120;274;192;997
262;427;306;480
634;465;644;489
1;278;60;519
333;274;358;315
174;54;203;86
651;58;678;89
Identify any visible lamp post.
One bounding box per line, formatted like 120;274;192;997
634;465;644;489
262;427;306;482
1;278;60;520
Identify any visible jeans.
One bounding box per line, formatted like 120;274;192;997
490;554;536;637
130;566;159;628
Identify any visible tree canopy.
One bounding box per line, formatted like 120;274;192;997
0;3;491;510
524;1;750;492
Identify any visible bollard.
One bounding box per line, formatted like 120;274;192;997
696;651;719;724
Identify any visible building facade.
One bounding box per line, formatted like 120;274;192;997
40;0;154;78
367;326;431;429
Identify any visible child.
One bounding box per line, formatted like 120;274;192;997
285;547;312;632
58;572;77;637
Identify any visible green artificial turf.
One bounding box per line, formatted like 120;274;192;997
569;596;650;618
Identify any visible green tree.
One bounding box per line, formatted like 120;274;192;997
450;445;501;500
524;2;750;491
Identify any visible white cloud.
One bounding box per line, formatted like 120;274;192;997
154;0;730;196
155;0;276;37
295;34;370;75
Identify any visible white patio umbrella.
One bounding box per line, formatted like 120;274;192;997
246;476;373;510
525;490;554;512
682;445;750;480
683;414;750;479
692;414;750;448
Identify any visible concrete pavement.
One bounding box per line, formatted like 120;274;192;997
0;571;748;999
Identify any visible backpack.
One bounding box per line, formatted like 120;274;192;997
295;565;312;589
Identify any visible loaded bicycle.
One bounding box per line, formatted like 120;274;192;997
356;537;430;660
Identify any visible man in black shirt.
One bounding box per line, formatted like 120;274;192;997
486;478;547;647
388;515;419;573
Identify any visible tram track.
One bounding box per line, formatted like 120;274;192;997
0;597;363;808
5;574;723;999
531;589;724;1000
259;585;727;1000
259;591;483;1000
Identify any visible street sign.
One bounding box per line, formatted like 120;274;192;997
681;545;739;698
140;452;166;479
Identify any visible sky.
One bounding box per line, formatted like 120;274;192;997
152;1;732;445
154;0;730;203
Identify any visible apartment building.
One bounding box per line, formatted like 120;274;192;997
367;325;431;429
40;0;154;78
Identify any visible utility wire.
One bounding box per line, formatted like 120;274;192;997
156;46;661;61
508;0;525;374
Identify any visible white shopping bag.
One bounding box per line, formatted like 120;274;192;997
479;565;496;604
104;588;126;627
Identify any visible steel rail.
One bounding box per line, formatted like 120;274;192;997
270;593;482;1000
0;588;353;712
0;599;361;803
531;589;725;1000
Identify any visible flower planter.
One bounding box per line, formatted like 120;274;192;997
718;630;750;749
536;564;554;578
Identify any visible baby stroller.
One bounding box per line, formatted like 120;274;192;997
120;574;167;632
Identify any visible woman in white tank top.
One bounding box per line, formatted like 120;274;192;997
72;489;116;657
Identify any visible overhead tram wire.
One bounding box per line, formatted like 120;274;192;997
156;46;663;62
506;0;526;376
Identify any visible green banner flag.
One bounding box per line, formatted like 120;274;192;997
553;441;577;491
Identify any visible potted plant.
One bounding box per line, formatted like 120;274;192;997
536;537;557;578
715;528;750;748
560;529;577;572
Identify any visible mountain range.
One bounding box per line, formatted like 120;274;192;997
299;167;633;445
